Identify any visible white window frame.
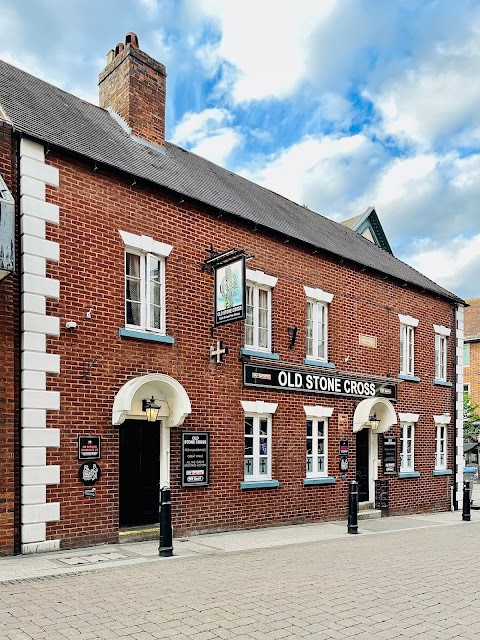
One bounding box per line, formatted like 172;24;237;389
304;406;334;478
241;400;277;482
304;287;334;363
120;231;173;335
400;423;415;472
464;383;471;393
433;415;450;471
434;325;450;382
244;270;277;353
399;314;418;376
464;343;471;367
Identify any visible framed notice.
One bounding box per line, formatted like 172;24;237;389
383;436;397;475
214;256;246;326
181;432;210;487
78;436;101;460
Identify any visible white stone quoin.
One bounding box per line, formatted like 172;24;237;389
20;138;61;554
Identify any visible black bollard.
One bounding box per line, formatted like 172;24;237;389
348;480;359;534
462;481;471;522
159;486;174;557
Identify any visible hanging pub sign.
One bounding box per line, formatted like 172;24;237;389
383;436;398;474
78;436;101;460
181;432;210;487
214;255;246;326
243;363;397;400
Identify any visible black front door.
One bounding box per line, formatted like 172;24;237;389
119;420;160;526
356;428;369;502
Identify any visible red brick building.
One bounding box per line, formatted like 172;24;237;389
0;34;467;554
464;298;480;409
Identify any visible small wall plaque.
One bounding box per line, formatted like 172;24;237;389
359;334;377;348
78;436;101;460
338;414;349;428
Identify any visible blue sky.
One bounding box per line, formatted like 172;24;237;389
2;0;480;299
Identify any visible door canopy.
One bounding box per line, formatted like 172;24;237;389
112;373;191;427
353;397;397;433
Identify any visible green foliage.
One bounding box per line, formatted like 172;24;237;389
464;392;480;440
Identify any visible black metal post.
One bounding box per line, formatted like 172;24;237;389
159;486;173;557
462;481;471;522
348;480;358;534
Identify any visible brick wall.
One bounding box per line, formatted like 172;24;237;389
465;341;480;408
42;148;455;547
0;122;19;555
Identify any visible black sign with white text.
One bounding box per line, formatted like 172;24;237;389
383;436;398;474
243;363;397;400
181;432;210;487
78;436;101;460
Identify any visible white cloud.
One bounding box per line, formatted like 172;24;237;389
171;107;242;165
136;0;159;18
195;0;336;103
240;133;382;214
369;17;480;147
407;234;480;299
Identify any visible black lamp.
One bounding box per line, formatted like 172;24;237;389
142;396;161;422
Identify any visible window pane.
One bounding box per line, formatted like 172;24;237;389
259;457;268;475
318;421;324;437
306;420;312;437
306;439;313;455
126;253;140;277
150;304;161;329
306;456;312;472
126;278;141;302
244;438;253;456
244;458;254;476
150;281;161;306
244;417;253;435
148;256;160;282
259;419;268;436
317;456;324;472
259;440;268;455
126;301;141;326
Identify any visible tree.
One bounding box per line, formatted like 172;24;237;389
464;392;480;441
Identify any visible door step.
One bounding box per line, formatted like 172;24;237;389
358;501;382;520
119;524;159;543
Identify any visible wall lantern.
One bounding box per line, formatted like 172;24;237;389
367;413;380;430
142;396;162;423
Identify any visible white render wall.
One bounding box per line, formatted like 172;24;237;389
20;138;61;554
455;305;465;510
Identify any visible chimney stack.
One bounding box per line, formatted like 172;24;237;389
98;33;167;149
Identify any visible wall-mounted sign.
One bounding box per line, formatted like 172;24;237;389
359;334;377;348
243;363;397;401
339;440;349;456
84;487;96;498
78;436;101;460
339;457;349;472
338;414;349;428
78;461;101;485
181;432;210;487
383;436;397;475
214;255;246;326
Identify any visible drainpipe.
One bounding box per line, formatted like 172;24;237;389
14;131;22;554
452;302;459;511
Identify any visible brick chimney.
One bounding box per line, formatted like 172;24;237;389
98;33;167;148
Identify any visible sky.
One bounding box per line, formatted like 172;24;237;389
1;0;479;300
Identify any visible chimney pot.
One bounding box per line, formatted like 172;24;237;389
125;32;139;48
114;42;124;57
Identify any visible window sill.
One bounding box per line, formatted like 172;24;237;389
398;471;421;478
433;469;452;476
303;359;336;369
433;380;452;387
119;328;175;344
240;348;280;360
398;374;420;382
240;480;279;490
303;476;336;486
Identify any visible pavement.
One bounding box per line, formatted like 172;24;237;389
1;493;480;584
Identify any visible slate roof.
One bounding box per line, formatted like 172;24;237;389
0;59;463;304
465;298;480;340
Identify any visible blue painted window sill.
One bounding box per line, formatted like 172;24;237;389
434;380;452;387
303;476;336;486
240;348;280;360
433;469;452;476
119;328;175;344
240;480;279;490
398;374;420;382
398;471;421;478
303;359;336;369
